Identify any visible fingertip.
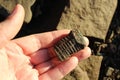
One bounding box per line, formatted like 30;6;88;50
85;47;92;58
69;56;79;65
17;4;25;16
8;4;25;20
5;4;25;28
83;36;89;46
74;47;91;61
39;56;79;80
0;4;25;39
82;47;91;58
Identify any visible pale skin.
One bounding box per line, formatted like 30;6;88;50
0;4;91;80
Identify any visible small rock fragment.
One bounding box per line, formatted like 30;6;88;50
106;67;114;76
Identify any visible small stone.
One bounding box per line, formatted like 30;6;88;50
106;67;114;76
53;29;86;61
115;27;120;34
116;71;120;79
106;77;113;80
103;77;113;80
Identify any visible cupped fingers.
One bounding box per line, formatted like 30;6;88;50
30;49;51;65
35;57;60;75
39;57;78;80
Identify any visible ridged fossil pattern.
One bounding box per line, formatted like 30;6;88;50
53;29;86;61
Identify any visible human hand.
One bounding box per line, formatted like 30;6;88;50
0;4;91;80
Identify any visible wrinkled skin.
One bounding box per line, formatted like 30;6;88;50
0;4;91;80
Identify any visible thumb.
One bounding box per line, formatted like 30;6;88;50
0;4;25;41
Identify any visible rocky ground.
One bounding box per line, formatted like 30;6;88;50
0;0;120;80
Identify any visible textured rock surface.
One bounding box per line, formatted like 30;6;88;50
62;65;89;80
57;0;117;40
0;0;35;23
62;55;103;80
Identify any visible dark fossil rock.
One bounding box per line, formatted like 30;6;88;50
53;29;86;61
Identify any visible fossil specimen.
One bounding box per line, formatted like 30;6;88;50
53;29;86;61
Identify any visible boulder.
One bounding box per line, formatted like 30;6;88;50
62;55;103;80
57;0;117;40
62;65;89;80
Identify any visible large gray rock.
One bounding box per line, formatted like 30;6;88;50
78;56;103;80
62;55;103;80
0;0;35;23
62;65;89;80
57;0;117;40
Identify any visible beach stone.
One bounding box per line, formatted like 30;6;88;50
0;0;35;23
57;0;117;40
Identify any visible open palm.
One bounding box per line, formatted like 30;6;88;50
0;4;91;80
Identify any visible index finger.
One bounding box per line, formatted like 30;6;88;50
13;30;70;55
